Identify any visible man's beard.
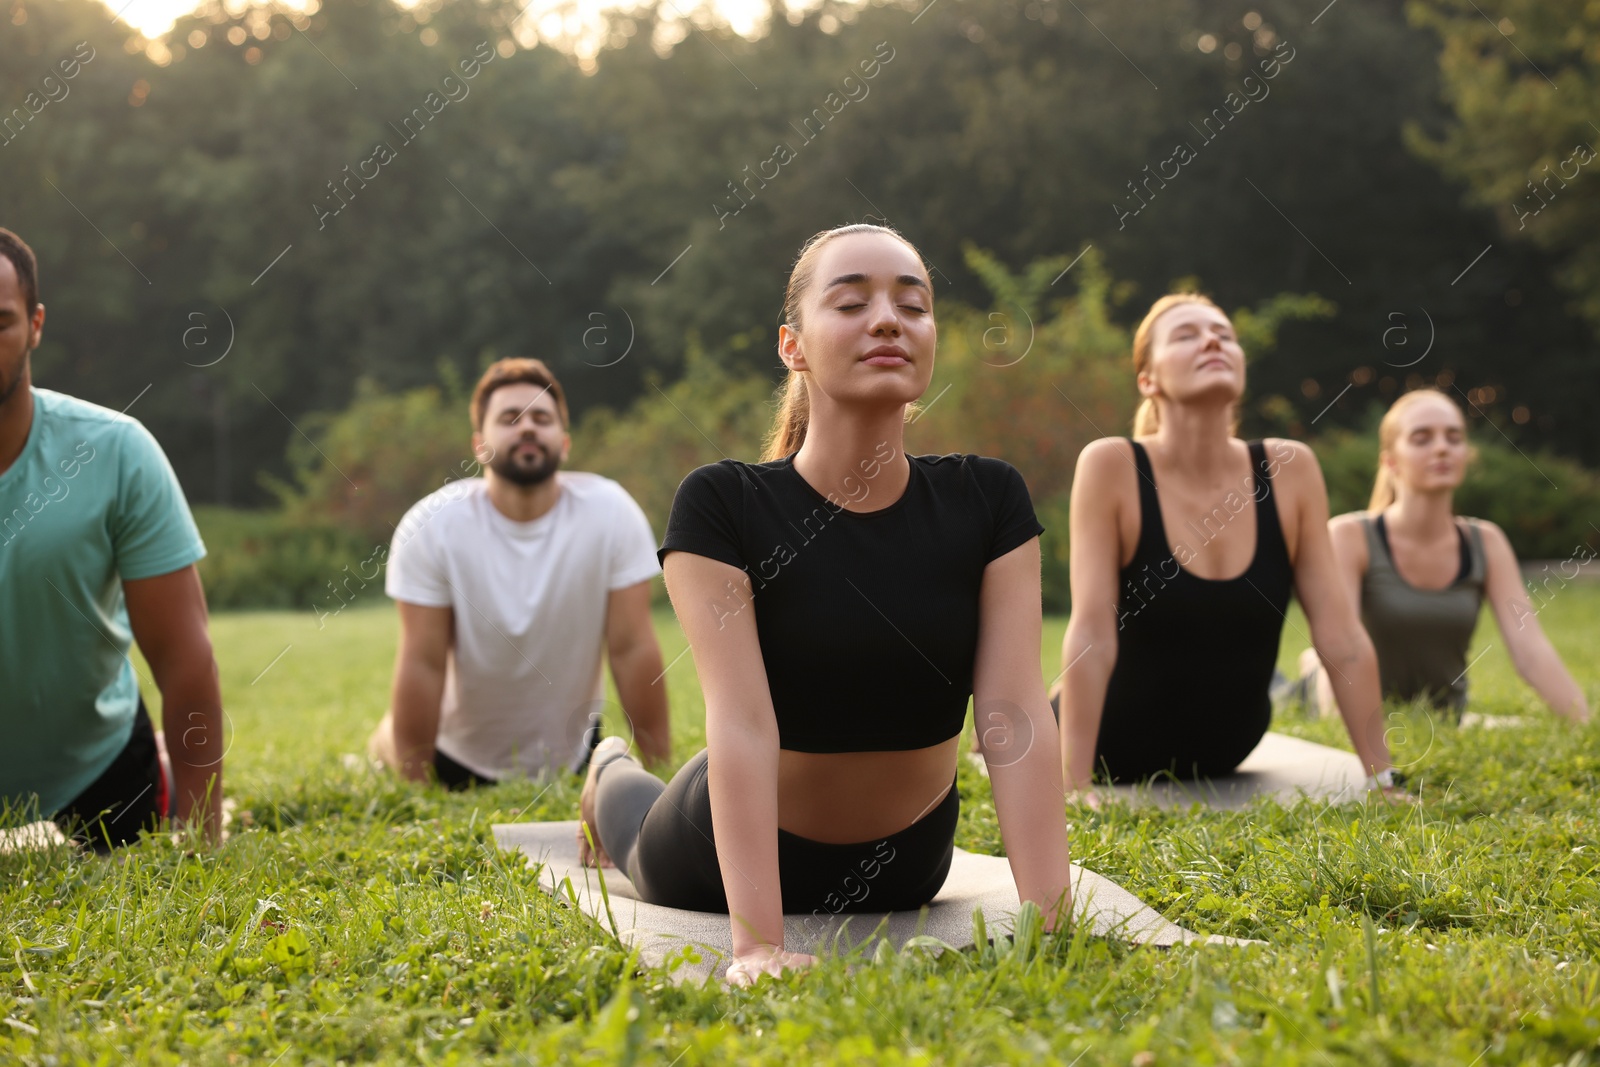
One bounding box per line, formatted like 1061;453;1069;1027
0;353;25;409
489;440;561;487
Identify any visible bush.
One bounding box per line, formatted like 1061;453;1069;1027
228;254;1345;615
269;375;483;549
912;247;1334;613
1036;494;1072;613
195;507;377;611
200;345;774;611
1311;416;1600;560
199;373;483;611
567;333;775;539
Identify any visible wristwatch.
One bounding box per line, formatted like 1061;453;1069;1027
1366;768;1409;791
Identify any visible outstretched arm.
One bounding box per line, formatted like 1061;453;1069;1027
1058;440;1129;793
605;579;671;765
1279;443;1394;782
974;537;1073;930
125;564;223;843
662;551;803;980
389;601;452;782
1480;522;1591;723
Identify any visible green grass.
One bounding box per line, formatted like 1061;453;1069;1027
4;591;1599;1065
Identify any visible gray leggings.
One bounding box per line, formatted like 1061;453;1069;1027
593;748;959;915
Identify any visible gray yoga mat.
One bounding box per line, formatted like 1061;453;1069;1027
493;821;1260;982
975;731;1370;810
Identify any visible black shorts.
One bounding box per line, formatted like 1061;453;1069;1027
53;696;168;852
432;728;603;790
433;748;498;789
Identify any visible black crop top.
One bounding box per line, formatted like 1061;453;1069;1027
657;449;1045;753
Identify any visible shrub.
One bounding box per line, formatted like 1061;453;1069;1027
1312;412;1600;560
912;247;1334;612
195;507;376;611
566;333;775;539
269;375;483;549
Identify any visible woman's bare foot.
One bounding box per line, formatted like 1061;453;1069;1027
577;736;630;868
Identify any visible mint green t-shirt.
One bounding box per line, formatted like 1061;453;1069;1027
0;388;205;817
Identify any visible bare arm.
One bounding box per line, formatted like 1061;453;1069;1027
1058;440;1130;792
389;601;453;782
662;551;788;964
1479;522;1591;723
973;537;1073;929
605;580;671;765
124;564;223;843
1326;514;1371;619
1280;443;1392;778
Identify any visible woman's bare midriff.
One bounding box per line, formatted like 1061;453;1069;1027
775;737;960;843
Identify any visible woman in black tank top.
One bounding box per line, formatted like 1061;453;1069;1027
1051;294;1407;797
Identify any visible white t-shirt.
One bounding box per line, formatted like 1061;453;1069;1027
385;473;661;779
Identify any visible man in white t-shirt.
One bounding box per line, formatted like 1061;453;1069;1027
370;357;670;786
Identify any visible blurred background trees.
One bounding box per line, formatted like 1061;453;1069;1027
5;0;1598;606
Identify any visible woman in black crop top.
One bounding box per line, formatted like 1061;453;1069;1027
576;224;1073;985
1051;293;1407;800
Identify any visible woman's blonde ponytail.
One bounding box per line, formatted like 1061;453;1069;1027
761;368;812;462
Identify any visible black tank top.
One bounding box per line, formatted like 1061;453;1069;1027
1094;439;1295;781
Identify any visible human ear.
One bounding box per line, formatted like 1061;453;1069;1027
778;323;808;373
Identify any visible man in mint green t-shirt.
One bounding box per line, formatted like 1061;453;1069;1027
0;228;224;849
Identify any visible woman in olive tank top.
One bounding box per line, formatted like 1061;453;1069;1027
1293;389;1589;723
1051;294;1408;800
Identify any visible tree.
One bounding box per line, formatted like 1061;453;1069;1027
1408;0;1600;327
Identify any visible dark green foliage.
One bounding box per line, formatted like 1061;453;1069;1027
6;0;1600;513
195;506;376;611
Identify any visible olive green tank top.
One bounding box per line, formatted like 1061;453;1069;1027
1359;514;1486;710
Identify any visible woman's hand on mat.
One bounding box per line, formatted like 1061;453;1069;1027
724;947;816;986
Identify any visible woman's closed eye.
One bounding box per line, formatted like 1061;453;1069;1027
834;302;927;313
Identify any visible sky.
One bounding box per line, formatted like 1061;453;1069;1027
103;0;780;46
